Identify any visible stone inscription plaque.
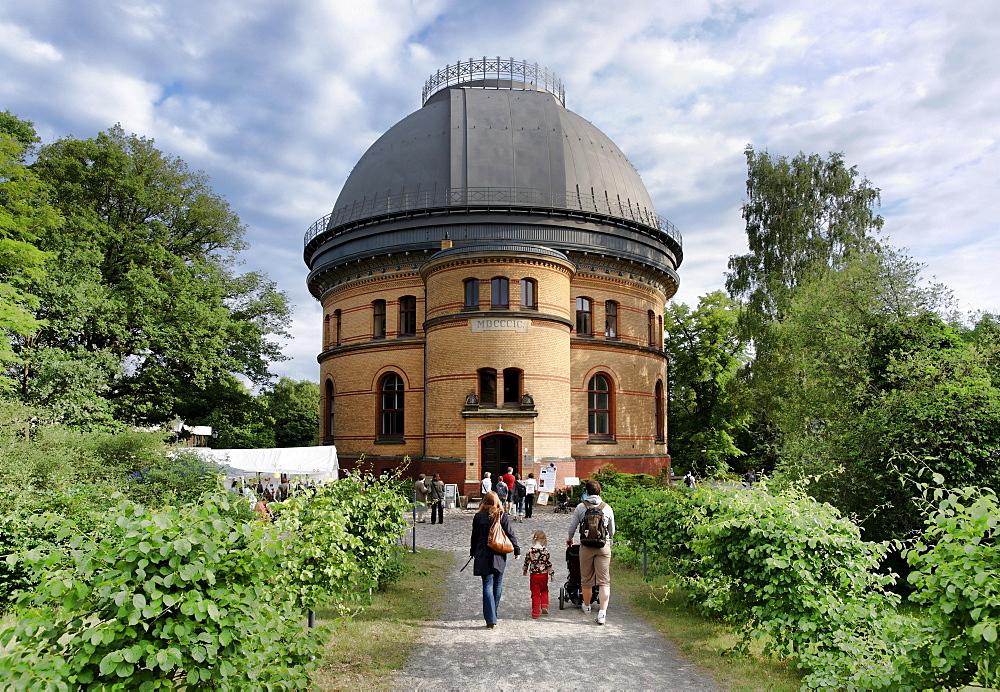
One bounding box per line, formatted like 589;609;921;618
470;318;529;333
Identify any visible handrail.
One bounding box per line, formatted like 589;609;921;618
303;186;681;249
422;57;565;107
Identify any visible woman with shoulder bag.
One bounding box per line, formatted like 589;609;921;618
470;491;520;629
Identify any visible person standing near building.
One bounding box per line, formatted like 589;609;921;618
513;473;526;518
523;473;537;518
428;473;446;524
501;467;516;512
481;472;492;497
501;467;516;495
566;479;615;625
414;473;429;523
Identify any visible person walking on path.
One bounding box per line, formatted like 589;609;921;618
428;473;446;524
495;478;509;509
500;467;516;512
522;530;555;618
566;479;615;625
744;467;756;489
501;467;516;494
480;472;492;496
414;474;429;523
470;491;520;629
523;473;537;518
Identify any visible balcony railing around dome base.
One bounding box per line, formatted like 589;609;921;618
304;187;682;249
423;57;565;107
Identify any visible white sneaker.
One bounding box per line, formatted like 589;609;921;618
581;604;592;614
596;610;606;625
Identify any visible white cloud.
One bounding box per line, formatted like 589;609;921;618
0;22;61;63
2;0;998;383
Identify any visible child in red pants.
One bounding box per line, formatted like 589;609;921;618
522;530;555;618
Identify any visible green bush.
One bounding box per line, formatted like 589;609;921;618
903;484;1000;689
0;493;321;691
611;486;702;582
274;472;409;612
688;487;899;657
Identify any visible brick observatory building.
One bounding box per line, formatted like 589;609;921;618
304;58;683;497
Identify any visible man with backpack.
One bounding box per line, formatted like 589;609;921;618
566;480;616;625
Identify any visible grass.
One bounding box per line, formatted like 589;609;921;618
310;548;455;690
613;560;804;692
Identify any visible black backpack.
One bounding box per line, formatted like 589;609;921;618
579;501;609;548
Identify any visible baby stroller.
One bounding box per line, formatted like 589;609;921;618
558;544;599;610
553;490;572;513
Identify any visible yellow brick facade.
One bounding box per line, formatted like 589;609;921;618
317;245;671;493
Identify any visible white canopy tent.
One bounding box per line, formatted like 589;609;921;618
191;446;339;481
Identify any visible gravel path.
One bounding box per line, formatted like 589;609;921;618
392;506;719;691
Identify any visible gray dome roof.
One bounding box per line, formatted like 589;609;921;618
304;60;681;300
331;87;658;228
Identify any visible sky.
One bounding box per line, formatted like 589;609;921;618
2;0;998;384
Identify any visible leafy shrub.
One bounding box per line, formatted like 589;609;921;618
127;450;224;506
903;484;1000;689
0;493;321;690
688;486;899;660
611;486;702;581
275;472;409;612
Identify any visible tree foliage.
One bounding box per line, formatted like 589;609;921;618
662;291;748;475
7;125;290;426
0;112;58;388
770;251;1000;540
261;377;319;448
727;146;884;339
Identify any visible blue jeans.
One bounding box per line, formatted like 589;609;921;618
481;570;504;625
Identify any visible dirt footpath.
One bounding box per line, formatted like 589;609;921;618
392;506;718;691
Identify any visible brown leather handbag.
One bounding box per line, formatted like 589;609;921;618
487;512;514;554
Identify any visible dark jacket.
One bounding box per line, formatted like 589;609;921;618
470;510;520;576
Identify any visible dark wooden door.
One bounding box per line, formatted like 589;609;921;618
481;433;519;482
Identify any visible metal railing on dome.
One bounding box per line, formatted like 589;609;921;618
303;186;682;249
422;57;566;107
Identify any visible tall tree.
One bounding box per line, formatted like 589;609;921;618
0;112;58;390
663;291;749;475
726;147;886;464
262;378;319;448
9;125;290;425
772;251;1000;540
727;147;884;340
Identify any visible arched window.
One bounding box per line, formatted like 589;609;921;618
464;278;480;309
491;277;509;309
378;373;404;438
605;301;618;339
657;315;663;350
399;295;416;336
576;297;593;335
647;310;656;347
323;313;331;348
521;278;537;310
587;373;613;438
324;379;335;442
373;300;386;339
655;379;665;442
478;368;497;406
503;367;522;405
334;309;342;347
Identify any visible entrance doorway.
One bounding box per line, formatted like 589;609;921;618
481;433;519;483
